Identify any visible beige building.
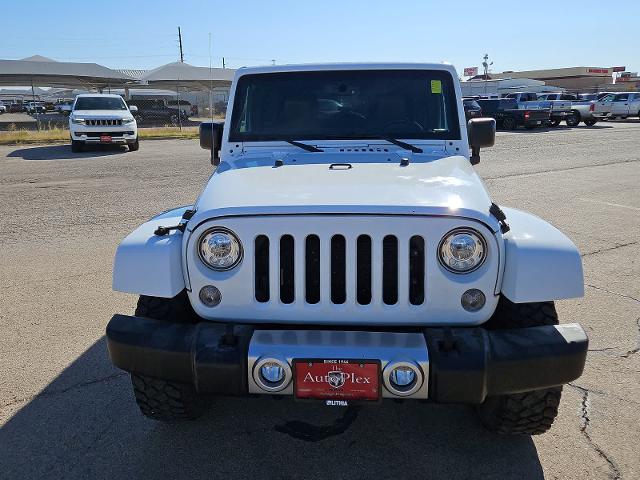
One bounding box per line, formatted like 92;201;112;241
490;67;619;92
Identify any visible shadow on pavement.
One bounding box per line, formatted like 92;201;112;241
0;337;544;480
7;144;128;160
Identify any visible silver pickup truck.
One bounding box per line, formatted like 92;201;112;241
504;92;572;127
538;93;597;127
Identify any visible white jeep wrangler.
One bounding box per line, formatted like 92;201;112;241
107;64;587;435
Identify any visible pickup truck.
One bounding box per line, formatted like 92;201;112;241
503;92;571;127
537;93;597;127
106;63;588;436
477;98;549;129
592;92;640;120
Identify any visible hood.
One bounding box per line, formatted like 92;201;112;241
190;155;498;231
71;110;131;118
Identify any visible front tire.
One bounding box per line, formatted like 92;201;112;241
128;138;139;151
71;140;84;152
131;292;207;421
566;111;581;127
477;298;563;435
584;118;597;126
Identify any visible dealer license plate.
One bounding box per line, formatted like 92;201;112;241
294;359;380;402
100;135;112;143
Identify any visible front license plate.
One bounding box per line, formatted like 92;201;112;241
294;359;380;402
100;135;112;143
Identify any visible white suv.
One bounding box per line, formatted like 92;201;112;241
68;94;139;152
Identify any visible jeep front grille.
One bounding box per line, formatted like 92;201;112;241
253;234;426;306
86;119;123;126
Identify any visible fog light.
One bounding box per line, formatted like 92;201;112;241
390;366;416;388
260;362;285;383
253;357;292;392
461;289;485;312
199;285;222;307
383;361;423;396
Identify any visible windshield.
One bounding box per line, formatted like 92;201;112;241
74;96;127;111
229;70;460;142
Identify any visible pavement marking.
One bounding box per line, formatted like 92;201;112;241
578;197;640;212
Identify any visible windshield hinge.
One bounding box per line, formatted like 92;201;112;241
489;203;510;234
154;208;196;236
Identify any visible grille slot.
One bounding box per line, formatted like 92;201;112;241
305;235;320;304
254;235;270;303
409;236;425;305
330;235;346;304
382;235;398;305
253;232;426;308
356;235;372;305
280;235;295;304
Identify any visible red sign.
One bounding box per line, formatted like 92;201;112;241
588;68;609;74
464;67;478;77
611;66;626;72
294;359;380;402
100;135;112;143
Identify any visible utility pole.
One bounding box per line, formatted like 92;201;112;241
222;57;225;69
178;26;184;62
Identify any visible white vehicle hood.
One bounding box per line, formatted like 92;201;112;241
71;110;130;118
189;154;499;231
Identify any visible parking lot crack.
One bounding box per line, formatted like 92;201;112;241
571;384;622;479
581;241;640;259
620;318;640;358
1;372;126;411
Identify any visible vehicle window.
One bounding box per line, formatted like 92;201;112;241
74;96;127;111
613;94;629;101
230;70;461;142
601;94;615;102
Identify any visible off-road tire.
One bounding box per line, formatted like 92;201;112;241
131;373;208;421
131;292;207;421
477;297;562;435
584;118;597;127
477;387;563;435
71;140;83;152
128;138;140;151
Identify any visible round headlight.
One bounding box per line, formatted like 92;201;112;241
438;228;486;273
198;228;242;271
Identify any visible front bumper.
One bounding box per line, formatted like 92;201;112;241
71;127;137;144
106;314;588;404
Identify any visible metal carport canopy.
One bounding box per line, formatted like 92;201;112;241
0;58;135;88
140;61;235;90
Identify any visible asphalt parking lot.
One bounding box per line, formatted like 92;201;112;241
1;122;639;479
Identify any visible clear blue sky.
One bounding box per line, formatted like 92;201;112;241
3;0;638;75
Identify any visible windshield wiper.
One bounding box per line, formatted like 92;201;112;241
284;139;323;152
382;137;423;153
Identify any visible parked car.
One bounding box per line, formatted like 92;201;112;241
462;98;482;121
592;92;640;120
9;102;23;113
55;100;74;115
68;94;139;152
503;92;571;127
106;63;588;435
128;98;189;126
477;98;549;129
537;93;597;127
25;102;46;114
0;102;6;114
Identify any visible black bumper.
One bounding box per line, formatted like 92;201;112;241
106;314;588;404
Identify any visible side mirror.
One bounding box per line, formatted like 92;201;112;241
129;105;138;113
467;117;495;165
200;121;224;166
